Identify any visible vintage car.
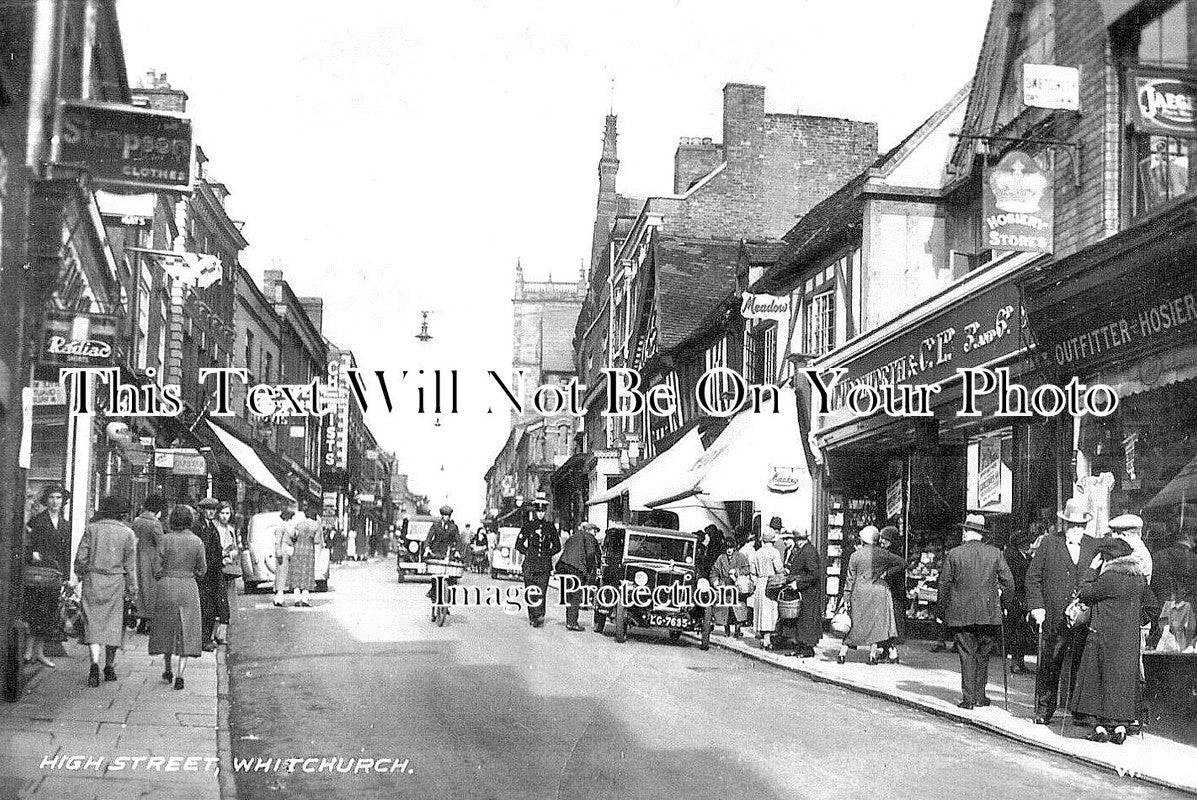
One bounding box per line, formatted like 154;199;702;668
240;511;330;593
593;525;711;650
395;515;438;581
489;526;524;580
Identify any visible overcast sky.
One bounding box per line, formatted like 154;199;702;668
118;0;991;523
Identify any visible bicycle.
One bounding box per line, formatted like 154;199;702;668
426;556;465;627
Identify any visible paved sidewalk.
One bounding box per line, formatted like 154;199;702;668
0;632;224;800
687;630;1197;795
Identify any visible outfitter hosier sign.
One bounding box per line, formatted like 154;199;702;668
56;100;193;191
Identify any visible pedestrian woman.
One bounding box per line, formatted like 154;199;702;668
212;502;239;644
149;504;207;690
1003;531;1036;675
710;539;751;638
74;495;137;687
131;495;166;634
1070;536;1151;744
22;485;71;667
751;522;785;650
777;529;821;658
836;525;905;665
286;505;321;607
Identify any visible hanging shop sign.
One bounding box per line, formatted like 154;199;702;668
1041;275;1197;374
154;448;207;476
56;101;193;192
740;292;793;321
1022;64;1080;111
1127;67;1197;137
766;465;803;494
31;381;67;406
37;311;117;380
824;277;1023;415
983;151;1053;253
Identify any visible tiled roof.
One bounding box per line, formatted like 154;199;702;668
655;235;741;350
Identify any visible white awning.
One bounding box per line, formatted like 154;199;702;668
204;420;295;502
646;388;812;530
94;190;158;220
587;427;706;510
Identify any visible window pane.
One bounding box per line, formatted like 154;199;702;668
1139;17;1162;64
1159;2;1189;66
1137;135;1192;211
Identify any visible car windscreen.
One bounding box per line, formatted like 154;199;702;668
624;532;694;564
406;520;434;541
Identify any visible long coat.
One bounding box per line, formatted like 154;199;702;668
710;551;751;626
148;530;207;657
1070;556;1148;724
25;510;69;639
939;539;1014;628
27;510;71;576
1026;533;1100;623
778;540;822;646
750;543;784;633
842;545;904;647
515;519;561;576
557;529;599;579
131;511;163;619
1004;546;1036;656
74;518;137;647
287;517;321;591
193;516;224;632
425;520;460;560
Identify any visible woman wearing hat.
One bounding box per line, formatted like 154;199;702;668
74;495;137;687
1069;537;1153;744
149;504;206;690
750;518;785;650
836;524;906;665
710;538;752;638
22;485;71;667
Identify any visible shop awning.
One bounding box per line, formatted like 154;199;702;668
203;420;295;503
645;388;812;528
587;427;706;509
1147;452;1197;511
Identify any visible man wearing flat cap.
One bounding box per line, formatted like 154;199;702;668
194;497;225;650
939;513;1014;709
1026;497;1101;725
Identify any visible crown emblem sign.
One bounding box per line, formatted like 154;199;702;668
989;153;1048;214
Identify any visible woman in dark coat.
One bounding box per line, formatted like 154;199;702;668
149;505;207;690
777;530;821;658
1003;532;1037;675
1069;537;1149;744
22;485;71;666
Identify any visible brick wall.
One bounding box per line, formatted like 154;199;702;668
674;138;724;194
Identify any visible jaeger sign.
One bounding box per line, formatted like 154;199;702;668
1127;67;1197;137
56;101;193;192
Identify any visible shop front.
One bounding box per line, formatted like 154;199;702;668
808;263;1060;637
1022;195;1197;737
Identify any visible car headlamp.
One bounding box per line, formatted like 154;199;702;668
634;570;648;586
407;541;419;554
500;546;510;557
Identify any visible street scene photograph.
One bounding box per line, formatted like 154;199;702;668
1;0;1197;798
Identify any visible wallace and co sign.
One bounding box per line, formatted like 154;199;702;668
56;100;193;192
983;151;1053;254
1127;67;1197;137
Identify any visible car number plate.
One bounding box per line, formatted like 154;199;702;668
648;613;688;629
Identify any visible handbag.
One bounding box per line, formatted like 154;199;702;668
222;546;243;578
830;609;852;637
1063;595;1091;629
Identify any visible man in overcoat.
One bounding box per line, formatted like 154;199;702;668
556;522;599;631
194;497;225;650
515;495;560;627
1025;498;1101;725
778;529;821;658
939;513;1015;709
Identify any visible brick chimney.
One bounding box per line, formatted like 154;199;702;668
673;137;723;195
299;297;324;333
131;70;188;113
722;83;766;172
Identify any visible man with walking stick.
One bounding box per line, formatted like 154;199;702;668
938;513;1015;710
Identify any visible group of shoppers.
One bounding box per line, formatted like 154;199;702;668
272;504;322;607
20;487;247;690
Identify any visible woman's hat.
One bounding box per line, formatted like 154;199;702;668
768;516;784;531
39;484;70;504
1094;537;1133;560
859;525;880;545
532;492;549;507
439;505;454;516
198;497;221;510
1057;498;1092;525
761;529;779;543
958;513;989;534
878;525;901;544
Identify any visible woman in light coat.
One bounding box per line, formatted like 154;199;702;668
212;502;239;644
751;529;785;649
74;495;138;687
149;505;207;690
710;540;752;637
837;525;906;665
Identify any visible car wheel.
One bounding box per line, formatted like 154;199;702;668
700;606;712;651
669;630;682;641
396;570;406;583
614;600;627;643
316;579;328;593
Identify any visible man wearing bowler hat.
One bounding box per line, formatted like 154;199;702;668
1025;497;1101;725
939;513;1014;709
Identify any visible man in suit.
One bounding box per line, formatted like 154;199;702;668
194;497;225;650
939;513;1015;709
556;522;600;631
1025;498;1101;725
515;494;560;627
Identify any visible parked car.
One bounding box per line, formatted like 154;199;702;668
240;511;330;593
594;525;711;650
395;515;437;582
489;526;524;580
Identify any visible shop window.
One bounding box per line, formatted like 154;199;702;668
744;323;777;385
1122;0;1197;218
805;289;836;356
